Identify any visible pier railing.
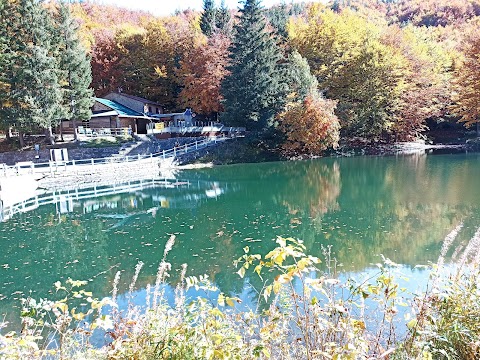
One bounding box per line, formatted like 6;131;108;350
0;177;188;222
0;134;241;178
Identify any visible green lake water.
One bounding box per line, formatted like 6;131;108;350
1;152;479;326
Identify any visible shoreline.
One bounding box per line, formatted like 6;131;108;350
0;139;478;173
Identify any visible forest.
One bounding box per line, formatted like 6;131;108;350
0;0;480;155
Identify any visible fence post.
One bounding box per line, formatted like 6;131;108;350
150;153;153;163
185;144;188;153
30;163;34;174
163;150;165;159
91;158;94;166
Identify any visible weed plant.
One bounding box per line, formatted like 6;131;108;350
1;227;479;359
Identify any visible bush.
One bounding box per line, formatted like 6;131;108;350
279;95;340;157
1;228;480;359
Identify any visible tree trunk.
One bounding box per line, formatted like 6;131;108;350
477;121;479;137
72;118;77;141
18;131;25;148
59;121;64;142
5;128;11;142
45;127;55;145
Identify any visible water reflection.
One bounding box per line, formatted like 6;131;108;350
0;153;479;330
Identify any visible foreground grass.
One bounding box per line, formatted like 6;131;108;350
1;227;479;359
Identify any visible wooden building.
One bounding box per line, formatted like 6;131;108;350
90;98;156;134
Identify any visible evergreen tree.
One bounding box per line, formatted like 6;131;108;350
221;0;288;130
0;0;63;147
200;0;216;37
266;1;289;40
215;0;232;35
54;1;94;140
286;51;318;103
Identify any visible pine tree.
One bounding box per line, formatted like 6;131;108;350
221;0;288;130
215;0;231;35
0;0;63;147
200;0;216;37
286;51;318;102
54;1;94;140
266;1;289;40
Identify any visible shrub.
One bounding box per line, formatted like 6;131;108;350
1;228;480;359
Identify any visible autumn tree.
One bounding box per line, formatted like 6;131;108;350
383;25;455;140
389;0;480;27
221;0;288;130
115;14;203;110
177;33;230;118
90;29;122;96
451;29;480;135
280;95;340;156
289;7;406;139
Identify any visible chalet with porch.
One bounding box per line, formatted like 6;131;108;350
91;98;155;134
70;92;246;139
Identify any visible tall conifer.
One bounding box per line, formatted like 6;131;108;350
221;0;287;130
0;0;62;146
54;1;94;140
216;0;232;35
200;0;216;37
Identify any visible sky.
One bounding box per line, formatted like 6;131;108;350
95;0;322;17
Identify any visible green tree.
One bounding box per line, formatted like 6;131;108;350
266;1;289;40
221;0;288;130
215;0;232;35
54;1;94;141
286;50;318;103
200;0;216;37
0;0;63;147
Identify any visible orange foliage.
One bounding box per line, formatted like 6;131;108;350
280;95;340;156
452;28;480;129
176;33;230;115
389;0;480;27
90;29;122;97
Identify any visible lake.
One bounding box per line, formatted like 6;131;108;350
1;152;479;327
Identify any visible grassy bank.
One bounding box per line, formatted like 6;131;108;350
1;227;479;359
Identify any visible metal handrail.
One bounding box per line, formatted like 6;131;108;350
0;134;241;177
